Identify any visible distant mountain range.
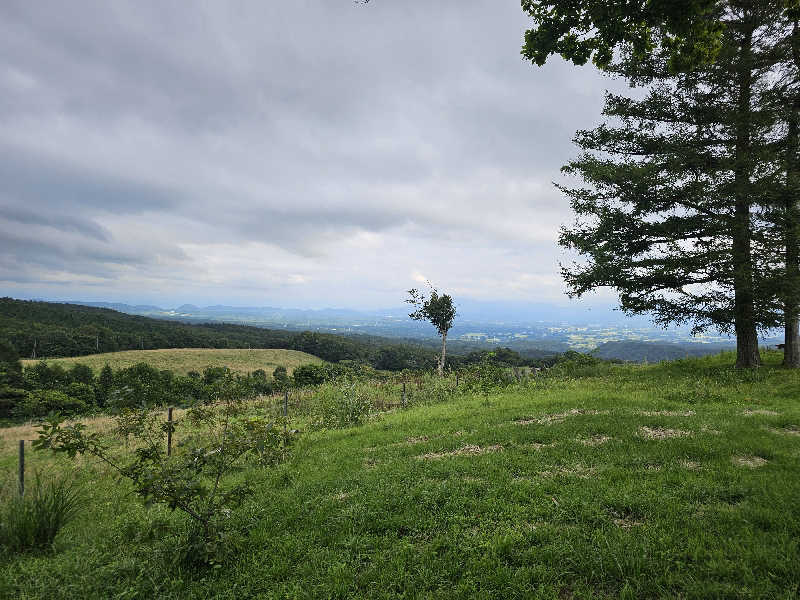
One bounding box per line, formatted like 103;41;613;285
73;299;643;326
6;297;779;364
61;299;758;361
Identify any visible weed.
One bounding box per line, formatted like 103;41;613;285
0;471;82;553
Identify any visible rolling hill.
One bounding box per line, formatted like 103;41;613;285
21;348;322;376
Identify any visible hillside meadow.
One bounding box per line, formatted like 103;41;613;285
1;351;799;599
21;348;323;376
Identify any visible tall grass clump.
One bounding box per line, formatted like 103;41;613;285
0;472;82;553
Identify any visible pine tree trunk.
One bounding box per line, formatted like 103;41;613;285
733;22;761;369
438;332;447;376
785;23;800;368
784;97;800;367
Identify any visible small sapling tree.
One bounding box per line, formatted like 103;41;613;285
406;284;457;376
34;375;293;567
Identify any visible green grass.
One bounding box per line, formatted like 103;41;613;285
21;348;323;376
0;472;83;553
1;351;799;598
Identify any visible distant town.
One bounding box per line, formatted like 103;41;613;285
71;301;754;356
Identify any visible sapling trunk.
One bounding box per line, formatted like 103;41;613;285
438;331;447;376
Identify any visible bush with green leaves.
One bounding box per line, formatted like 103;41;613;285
463;357;510;403
548;352;615;378
272;365;289;390
95;364;114;407
0;472;83;553
310;378;373;429
67;363;94;385
34;376;294;567
0;341;25;419
202;366;231;385
243;369;274;395
112;362;174;407
64;382;96;408
292;363;330;386
14;389;89;418
24;361;69;390
404;372;460;406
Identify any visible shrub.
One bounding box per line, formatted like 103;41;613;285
35;376;294;567
64;382;96;408
548;353;614;378
462;358;512;403
95;364;114;408
24;361;68;390
0;472;82;553
109;363;183;408
171;375;206;406
0;340;24;389
407;373;460;406
202;366;230;385
14;389;88;418
292;364;330;386
242;370;273;395
311;379;372;429
0;386;26;419
273;366;289;390
67;363;94;385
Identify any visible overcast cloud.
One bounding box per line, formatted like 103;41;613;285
0;0;625;309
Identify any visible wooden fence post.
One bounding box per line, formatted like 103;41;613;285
283;390;288;417
167;407;174;456
18;440;24;497
402;381;406;406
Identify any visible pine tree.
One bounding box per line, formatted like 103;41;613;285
556;2;787;367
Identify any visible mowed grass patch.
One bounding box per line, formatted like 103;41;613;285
21;348;323;376
1;351;799;598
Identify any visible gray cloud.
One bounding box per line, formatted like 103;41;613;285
0;0;622;307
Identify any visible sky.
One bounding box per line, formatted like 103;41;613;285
0;0;627;311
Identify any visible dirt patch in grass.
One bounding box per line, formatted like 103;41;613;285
679;460;702;470
520;442;558;451
418;444;503;460
638;426;691;440
700;425;722;435
767;425;800;437
515;409;607;426
406;436;430;445
577;435;612;446
742;409;779;416
732;455;768;468
538;464;596;478
635;410;695;417
613;517;644;528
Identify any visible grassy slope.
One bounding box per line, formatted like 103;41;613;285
2;351;800;599
20;348;323;375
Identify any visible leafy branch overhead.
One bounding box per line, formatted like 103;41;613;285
521;0;726;71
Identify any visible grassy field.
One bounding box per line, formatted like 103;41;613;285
1;351;799;598
21;348;323;375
